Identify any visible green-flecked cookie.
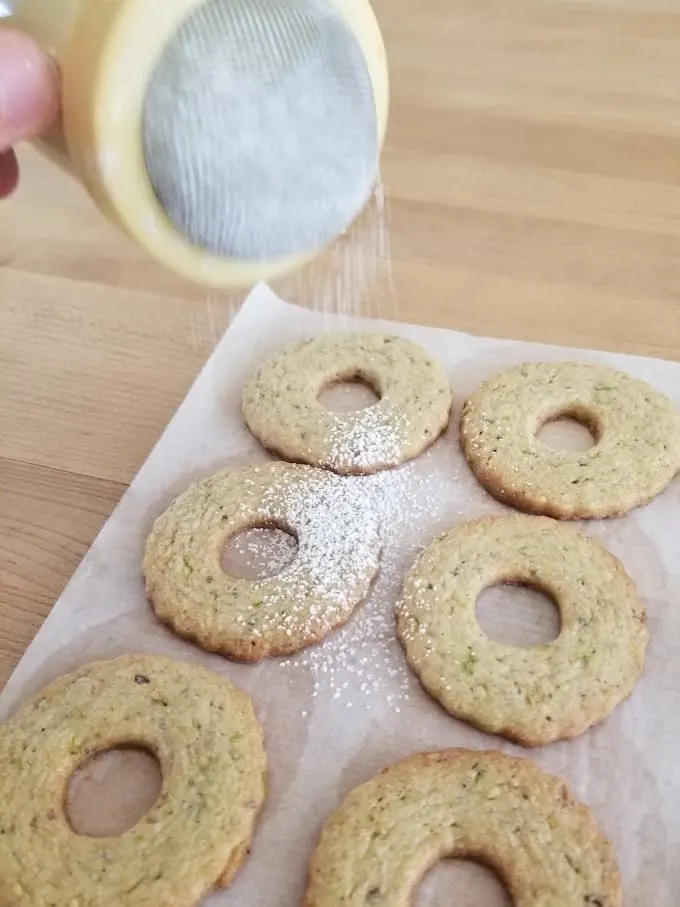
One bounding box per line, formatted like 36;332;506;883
0;654;266;907
305;749;621;907
396;515;648;746
242;333;452;475
461;361;680;519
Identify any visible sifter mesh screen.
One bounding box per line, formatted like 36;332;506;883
142;0;379;261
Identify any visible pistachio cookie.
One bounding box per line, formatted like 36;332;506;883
461;361;680;519
0;655;266;907
305;749;621;907
242;333;452;474
144;462;381;661
396;515;647;746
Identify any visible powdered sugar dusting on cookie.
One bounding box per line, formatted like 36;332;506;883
226;466;381;643
242;332;452;476
145;462;381;661
326;405;409;472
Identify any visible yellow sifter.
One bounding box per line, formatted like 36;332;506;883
2;0;389;285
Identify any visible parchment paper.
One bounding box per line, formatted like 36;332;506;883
2;285;678;905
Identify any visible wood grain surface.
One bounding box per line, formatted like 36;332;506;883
2;0;680;685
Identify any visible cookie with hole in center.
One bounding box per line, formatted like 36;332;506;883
0;654;266;907
304;749;621;907
242;333;452;474
396;515;647;746
461;361;680;519
144;462;381;662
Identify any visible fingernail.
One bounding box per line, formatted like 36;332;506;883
0;31;58;146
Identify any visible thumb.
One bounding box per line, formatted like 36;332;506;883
0;29;59;150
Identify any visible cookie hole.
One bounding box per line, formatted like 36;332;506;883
415;859;512;907
66;746;162;838
317;378;380;413
536;413;597;453
476;583;561;646
222;523;298;580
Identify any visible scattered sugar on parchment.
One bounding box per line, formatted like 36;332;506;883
224;527;299;580
277;453;464;711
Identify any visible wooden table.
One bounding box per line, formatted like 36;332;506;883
2;0;680;687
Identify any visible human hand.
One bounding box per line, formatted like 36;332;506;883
0;28;59;198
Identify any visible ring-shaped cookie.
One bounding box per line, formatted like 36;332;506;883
396;516;647;746
144;462;381;661
242;334;452;474
461;361;680;519
305;749;621;907
0;655;266;906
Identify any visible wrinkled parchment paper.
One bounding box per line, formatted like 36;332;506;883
2;285;678;906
